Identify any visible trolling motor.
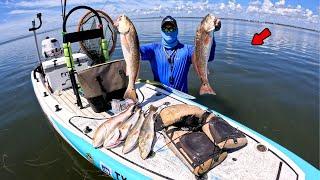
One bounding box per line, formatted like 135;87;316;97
29;13;43;66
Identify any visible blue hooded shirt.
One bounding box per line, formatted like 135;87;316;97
140;34;216;93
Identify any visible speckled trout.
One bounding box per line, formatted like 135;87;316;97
122;110;145;154
192;14;221;95
138;105;158;159
114;15;140;102
119;107;142;141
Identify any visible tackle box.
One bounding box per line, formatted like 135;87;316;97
42;53;89;92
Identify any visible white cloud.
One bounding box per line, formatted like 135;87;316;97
275;0;285;6
305;9;313;17
261;0;273;13
249;0;261;6
9;9;39;15
219;3;226;10
15;0;106;8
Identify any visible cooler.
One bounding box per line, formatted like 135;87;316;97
42;53;89;92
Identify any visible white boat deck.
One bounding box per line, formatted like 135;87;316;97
51;83;298;180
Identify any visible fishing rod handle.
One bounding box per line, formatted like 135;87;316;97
29;13;42;31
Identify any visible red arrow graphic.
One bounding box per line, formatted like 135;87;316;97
251;28;271;45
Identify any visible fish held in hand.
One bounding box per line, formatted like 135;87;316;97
138;105;158;159
114;15;140;102
122;110;145;154
192;14;221;95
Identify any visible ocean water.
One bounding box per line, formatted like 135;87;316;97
0;18;319;179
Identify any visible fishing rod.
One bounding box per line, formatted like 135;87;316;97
29;13;43;66
61;0;67;21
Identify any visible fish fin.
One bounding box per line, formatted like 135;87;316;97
124;88;138;102
149;105;158;112
204;35;211;45
200;83;216;95
191;54;201;78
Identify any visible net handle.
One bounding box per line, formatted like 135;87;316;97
77;10;117;56
63;5;103;36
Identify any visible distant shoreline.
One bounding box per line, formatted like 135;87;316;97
0;17;318;46
133;16;320;33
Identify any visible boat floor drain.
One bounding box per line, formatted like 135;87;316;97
257;144;268;152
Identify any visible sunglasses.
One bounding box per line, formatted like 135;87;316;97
162;26;176;33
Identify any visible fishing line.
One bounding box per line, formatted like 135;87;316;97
0;129;9;133
1;154;15;174
153;130;191;153
24;158;60;167
60;0;64;20
25;141;55;163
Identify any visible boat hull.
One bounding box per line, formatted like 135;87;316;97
31;69;319;179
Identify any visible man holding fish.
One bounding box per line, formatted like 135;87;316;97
114;14;221;102
93;14;221;160
140;15;221;95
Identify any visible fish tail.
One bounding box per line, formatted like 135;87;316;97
124;87;138;102
122;140;136;154
200;83;216;95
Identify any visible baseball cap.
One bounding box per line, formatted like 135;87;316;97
161;16;177;28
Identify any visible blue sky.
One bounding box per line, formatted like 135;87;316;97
0;0;319;42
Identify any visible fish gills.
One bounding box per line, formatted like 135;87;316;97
122;110;145;154
115;15;140;102
92;120;109;148
138;105;157;159
104;128;121;149
193;14;220;95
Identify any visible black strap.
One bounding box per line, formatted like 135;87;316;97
200;111;211;123
63;29;104;43
96;76;107;94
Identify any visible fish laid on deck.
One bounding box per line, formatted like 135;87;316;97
138;105;158;159
123;110;145;154
104;127;121;149
119;108;142;141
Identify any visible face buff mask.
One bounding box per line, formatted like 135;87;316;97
161;29;179;49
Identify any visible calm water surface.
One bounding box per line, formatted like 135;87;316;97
0;18;319;179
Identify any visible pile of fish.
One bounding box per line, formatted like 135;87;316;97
93;103;157;160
